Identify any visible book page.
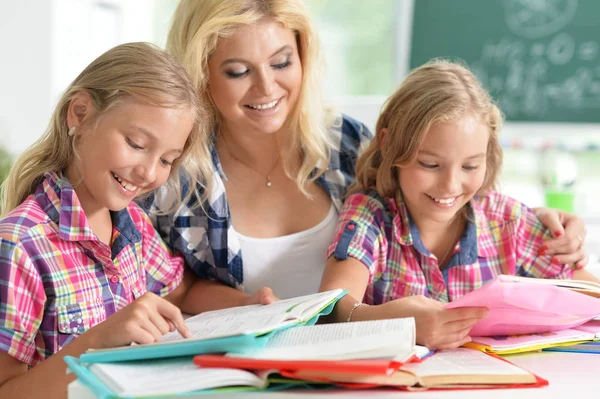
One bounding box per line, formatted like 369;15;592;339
471;328;595;351
403;348;531;376
230;318;415;360
90;357;265;397
159;289;344;343
499;274;600;291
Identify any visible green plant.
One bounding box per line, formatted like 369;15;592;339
0;145;12;184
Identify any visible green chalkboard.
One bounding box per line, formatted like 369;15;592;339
410;0;600;123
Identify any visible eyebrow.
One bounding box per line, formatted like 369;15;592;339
136;126;184;155
419;150;486;160
220;45;293;66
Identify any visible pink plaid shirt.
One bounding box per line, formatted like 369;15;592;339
327;190;573;305
0;172;184;366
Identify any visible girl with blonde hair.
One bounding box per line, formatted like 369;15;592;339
319;59;599;349
0;42;216;398
149;0;588;309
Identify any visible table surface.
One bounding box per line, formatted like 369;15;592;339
68;350;600;398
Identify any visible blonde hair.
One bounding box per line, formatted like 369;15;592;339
352;59;503;198
1;42;212;216
167;0;335;195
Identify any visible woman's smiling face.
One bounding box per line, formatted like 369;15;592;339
207;18;303;136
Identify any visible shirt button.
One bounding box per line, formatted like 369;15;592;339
110;275;120;284
347;224;355;231
187;243;195;250
76;318;83;324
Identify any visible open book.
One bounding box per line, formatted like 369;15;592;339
499;275;600;298
466;319;600;355
195;318;428;373
80;289;346;363
285;348;547;390
446;275;600;336
65;318;423;398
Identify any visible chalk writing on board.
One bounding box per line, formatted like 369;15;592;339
470;0;600;119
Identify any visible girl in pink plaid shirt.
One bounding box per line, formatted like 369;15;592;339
0;42;274;398
320;59;599;350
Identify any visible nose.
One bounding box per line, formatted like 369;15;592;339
254;66;275;96
134;156;158;184
442;167;461;194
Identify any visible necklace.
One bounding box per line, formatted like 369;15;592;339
221;135;281;188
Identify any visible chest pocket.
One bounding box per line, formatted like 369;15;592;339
56;299;107;347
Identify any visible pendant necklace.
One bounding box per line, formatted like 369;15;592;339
221;135;281;188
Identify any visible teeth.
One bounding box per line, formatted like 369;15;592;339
248;99;278;110
432;196;456;204
112;173;138;192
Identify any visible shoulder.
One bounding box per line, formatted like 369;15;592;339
329;113;374;148
343;190;395;224
0;196;50;243
472;190;530;224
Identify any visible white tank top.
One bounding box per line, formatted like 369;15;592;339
236;203;338;300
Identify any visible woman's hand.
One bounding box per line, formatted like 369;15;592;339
83;292;191;349
535;207;587;268
382;296;489;349
243;287;279;306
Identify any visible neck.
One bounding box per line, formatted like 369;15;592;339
412;211;465;258
218;128;281;169
65;165;113;244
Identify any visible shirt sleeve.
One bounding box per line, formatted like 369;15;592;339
326;193;388;280
139;210;185;297
514;203;573;280
0;238;46;365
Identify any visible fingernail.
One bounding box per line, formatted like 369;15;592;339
554;231;563;237
551;257;560;264
538;245;548;256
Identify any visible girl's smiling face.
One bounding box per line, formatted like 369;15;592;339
67;95;193;215
398;115;489;227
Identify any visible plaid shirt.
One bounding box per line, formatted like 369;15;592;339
0;172;184;366
145;114;373;289
328;189;573;305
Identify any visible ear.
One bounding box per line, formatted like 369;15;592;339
66;91;94;131
377;127;389;148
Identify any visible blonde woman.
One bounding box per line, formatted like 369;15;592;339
0;43;215;398
319;60;599;350
148;0;589;308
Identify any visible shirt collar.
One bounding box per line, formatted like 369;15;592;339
36;171;141;245
392;191;497;259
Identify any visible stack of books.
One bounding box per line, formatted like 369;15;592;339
65;289;547;398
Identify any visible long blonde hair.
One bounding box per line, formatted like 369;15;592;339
1;42;211;216
352;59;503;198
167;0;335;195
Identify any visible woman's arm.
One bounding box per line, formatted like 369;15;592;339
167;269;278;314
571;268;600;282
534;207;588;267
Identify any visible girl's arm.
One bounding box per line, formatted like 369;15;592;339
319;256;489;349
571;268;600;282
0;292;190;399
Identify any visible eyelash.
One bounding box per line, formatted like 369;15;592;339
127;138;173;167
225;60;292;79
418;162;479;171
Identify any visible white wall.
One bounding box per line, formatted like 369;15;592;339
0;0;53;155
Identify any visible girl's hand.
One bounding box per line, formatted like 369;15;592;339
83;292;191;349
243;287;279;306
535;207;587;268
383;296;489;349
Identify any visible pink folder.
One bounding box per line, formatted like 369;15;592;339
445;276;600;336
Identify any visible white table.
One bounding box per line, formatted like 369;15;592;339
68;350;600;398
